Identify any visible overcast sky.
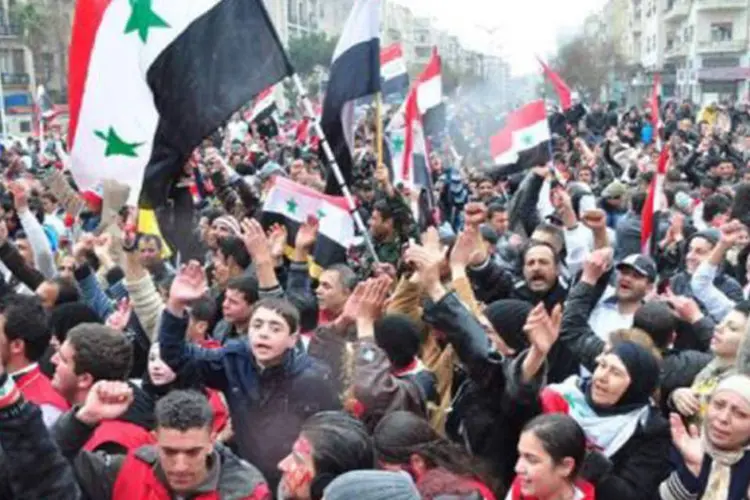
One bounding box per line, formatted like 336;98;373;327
391;0;606;75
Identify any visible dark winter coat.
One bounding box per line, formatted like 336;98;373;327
158;310;340;490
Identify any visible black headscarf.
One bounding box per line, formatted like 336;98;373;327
585;341;660;416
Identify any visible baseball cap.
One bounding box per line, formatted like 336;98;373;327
257;162;286;182
616;254;657;282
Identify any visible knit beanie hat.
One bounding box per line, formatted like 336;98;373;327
610;341;660;409
323;471;420;500
484;299;533;351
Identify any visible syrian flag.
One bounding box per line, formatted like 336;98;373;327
247;86;277;123
321;0;380;196
416;48;445;139
641;147;669;255
537;57;572;111
68;0;293;206
490;100;551;170
381;43;409;98
263;177;355;276
386;86;434;226
36;85;59;121
386;87;430;189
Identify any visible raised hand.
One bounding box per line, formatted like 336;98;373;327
241;218;272;263
404;240;447;289
93;233;113;259
581;209;608;232
295;217;319;251
106;298;133;332
450;226;485;269
76;381;134;425
464;202;487;228
169;261;208;306
359;275;392;323
719;219;746;247
581;247;613;285
8;181;28;211
73;233;97;265
267;223;288;260
671;388;701;417
665;291;703;324
669;413;704;476
523;303;561;356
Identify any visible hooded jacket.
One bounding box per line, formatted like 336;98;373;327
158;309;340;491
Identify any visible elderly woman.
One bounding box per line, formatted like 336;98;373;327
660;374;750;500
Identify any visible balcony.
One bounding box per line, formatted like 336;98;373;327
0;24;21;38
696;0;747;9
665;42;687;59
1;73;29;87
664;0;690;22
697;38;747;53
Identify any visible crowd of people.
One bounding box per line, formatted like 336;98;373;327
0;93;749;500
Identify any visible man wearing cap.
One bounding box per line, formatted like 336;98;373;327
586;253;658;341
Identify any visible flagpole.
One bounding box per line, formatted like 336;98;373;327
0;75;6;139
291;74;380;264
376;92;383;167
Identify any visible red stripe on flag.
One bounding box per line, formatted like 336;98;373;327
68;0;113;150
418;48;441;83
273;176;350;212
507;100;547;130
490;128;513;158
641;148;669;254
401;88;419;180
537;58;572;111
380;43;403;64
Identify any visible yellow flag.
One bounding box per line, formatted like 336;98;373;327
137;209;172;259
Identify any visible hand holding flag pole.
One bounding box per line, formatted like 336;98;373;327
291;74;380;264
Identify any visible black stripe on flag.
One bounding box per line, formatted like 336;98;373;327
141;0;293;207
261;212;348;275
491;141;552;179
322;41;380;195
423;102;446;140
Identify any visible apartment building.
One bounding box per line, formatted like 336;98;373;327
626;0;750;106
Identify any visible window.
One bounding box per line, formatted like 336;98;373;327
710;23;733;42
415;46;431;59
0;49;10;73
38;52;54;82
287;0;296;23
11;49;24;73
19;120;31;134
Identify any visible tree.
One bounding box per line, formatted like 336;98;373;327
10;0;48;62
551;24;626;102
288;32;338;75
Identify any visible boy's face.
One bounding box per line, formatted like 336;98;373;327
248;307;296;367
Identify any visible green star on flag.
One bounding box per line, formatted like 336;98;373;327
94;127;144;158
286;198;298;214
316;208;326;219
521;134;534;146
125;0;170;43
392;134;405;153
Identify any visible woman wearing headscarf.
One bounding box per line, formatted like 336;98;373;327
141;342;229;437
511;339;671;500
669;301;750;427
661;374;750;500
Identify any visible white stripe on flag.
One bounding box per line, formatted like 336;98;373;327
417;74;441;114
381;57;407;81
263;180;355;244
332;0;379;61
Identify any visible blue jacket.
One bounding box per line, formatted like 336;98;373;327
158;310;340;490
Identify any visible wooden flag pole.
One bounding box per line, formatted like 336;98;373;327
376;92;384;168
291;74;380;264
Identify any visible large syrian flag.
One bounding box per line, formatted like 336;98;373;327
490;100;551;173
262;177;356;277
321;0;380;196
381;42;409;99
68;0;293;206
417;48;445;139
